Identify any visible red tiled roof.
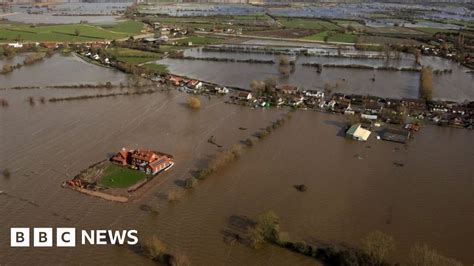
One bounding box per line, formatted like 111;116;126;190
131;150;159;163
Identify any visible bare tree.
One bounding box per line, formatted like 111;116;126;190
408;243;462;266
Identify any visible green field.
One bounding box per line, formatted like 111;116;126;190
303;31;358;43
108;47;162;64
0;20;144;42
142;63;169;73
98;163;147;188
98;20;145;35
179;36;222;45
278;17;341;30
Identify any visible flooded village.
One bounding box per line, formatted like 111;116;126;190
1;1;473;266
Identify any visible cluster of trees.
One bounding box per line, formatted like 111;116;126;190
142;235;190;266
242;212;462;266
250;77;277;97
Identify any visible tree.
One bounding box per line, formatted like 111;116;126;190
1;63;13;74
420;66;433;101
187;96;201;109
361;231;395;265
250;79;265;96
74;29;80;37
408;243;462;266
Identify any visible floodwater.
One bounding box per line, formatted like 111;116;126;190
157;46;474;102
0;53;130;88
1;2;131;24
1;55;473;265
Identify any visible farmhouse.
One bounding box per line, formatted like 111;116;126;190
111;148;174;175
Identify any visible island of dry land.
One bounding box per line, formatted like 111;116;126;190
63;148;174;202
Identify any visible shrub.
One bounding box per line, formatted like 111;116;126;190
243;138;256;147
187;96;201;109
27;96;35;106
0;99;9;108
184;177;197;189
170;252;191;266
408;243;462;266
361;230;395;266
143;235;167;261
166;189;184;202
2;168;11;179
1;63;13;74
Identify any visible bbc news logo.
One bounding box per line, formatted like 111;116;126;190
10;228;138;247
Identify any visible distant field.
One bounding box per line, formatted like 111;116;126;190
98;163;147;188
365;26;428;36
303;31;357;43
142;63;169;73
98;20;145;35
179;35;222;45
278;17;341;31
0;20;143;42
108;47;162;64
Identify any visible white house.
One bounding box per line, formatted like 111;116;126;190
237;92;252;101
8;42;23;48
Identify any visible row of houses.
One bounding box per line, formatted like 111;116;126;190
232;85;473;129
164;74;229;95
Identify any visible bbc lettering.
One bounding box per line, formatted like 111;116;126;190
11;228;76;247
10;228;138;247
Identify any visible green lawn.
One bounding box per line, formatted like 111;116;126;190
0;20;143;42
98;163;147;188
143;63;169;73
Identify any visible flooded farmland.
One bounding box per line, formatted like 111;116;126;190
1;2;131;24
157;45;474;102
1;55;473;265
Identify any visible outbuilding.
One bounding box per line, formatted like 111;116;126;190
346;124;371;141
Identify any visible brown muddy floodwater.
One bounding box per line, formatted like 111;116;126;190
157;45;474;102
0;55;473;265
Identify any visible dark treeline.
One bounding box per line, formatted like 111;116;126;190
302;62;423;72
174;56;275;64
202;46;294;56
48;89;156;102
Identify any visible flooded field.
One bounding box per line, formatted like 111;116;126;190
1;2;131;24
157;45;474;102
0;53;130;88
1;56;473;265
